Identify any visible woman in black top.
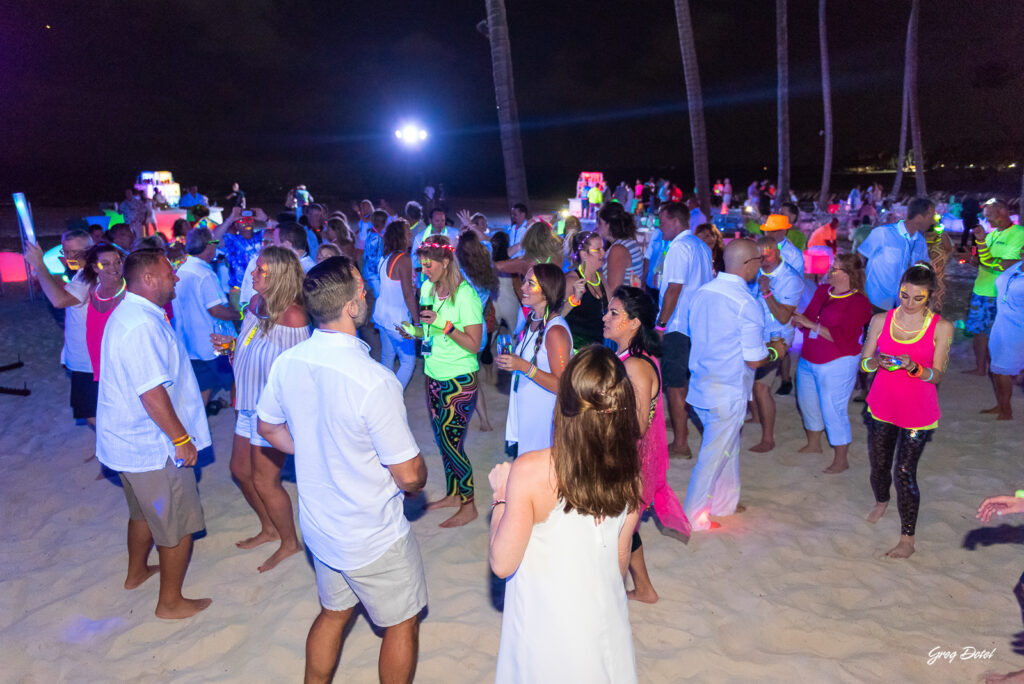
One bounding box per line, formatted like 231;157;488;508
561;231;608;350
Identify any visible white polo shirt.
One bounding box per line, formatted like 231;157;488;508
752;261;804;344
172;256;227;361
687;273;768;409
96;292;211;473
257;330;420;572
659;233;713;335
62;271;92;373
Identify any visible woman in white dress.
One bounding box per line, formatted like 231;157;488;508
489;345;642;684
495;263;573;457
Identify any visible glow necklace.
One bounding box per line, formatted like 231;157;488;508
891;309;931;335
93;279;126;302
828;287;856;299
578;265;601;287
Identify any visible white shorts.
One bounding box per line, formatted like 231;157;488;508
313;532;428;628
235;409;272;448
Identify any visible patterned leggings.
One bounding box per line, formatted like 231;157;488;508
426;373;479;502
868;416;932;536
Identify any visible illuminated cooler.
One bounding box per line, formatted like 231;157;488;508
135;171;181;206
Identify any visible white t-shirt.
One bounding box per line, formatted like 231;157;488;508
172;256;228;361
659;233;713;335
62;271;92;373
257;330;420;571
687;273;768;408
96;293;211;472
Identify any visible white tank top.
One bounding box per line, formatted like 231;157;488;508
372;253;411;330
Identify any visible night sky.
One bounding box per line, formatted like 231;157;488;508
3;0;1022;201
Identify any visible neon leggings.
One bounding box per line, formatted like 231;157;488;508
867;416;932;536
426;373;479;502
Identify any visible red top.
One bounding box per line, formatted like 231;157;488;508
800;284;872;364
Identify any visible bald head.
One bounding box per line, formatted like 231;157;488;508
724;238;761;283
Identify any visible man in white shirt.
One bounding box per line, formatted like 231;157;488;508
654;202;712;457
258;256;427;683
172;228;238;406
748;237;804;453
685;239;786;531
23;230;95;424
275;222;317;272
411;208;459;283
507;202;530;257
96;248;212;619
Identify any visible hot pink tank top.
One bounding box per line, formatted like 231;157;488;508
866;309;941;429
87;297;119;381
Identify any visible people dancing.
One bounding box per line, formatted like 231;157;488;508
489;345;641;684
495;263;572;457
373;220;419;389
790;254;872;473
860;263;954;558
223;245;310;572
603;286;690;605
406;235;484;527
562;231;608;351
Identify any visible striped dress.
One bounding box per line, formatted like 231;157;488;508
233;308;311;411
605;238;644;288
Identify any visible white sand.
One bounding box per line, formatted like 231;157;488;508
1;290;1022;683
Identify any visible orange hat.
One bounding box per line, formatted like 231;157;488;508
760;214;792;232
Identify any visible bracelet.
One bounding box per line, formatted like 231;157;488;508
766;346;779;362
762;291;773;299
860;357;877;373
491;500;507;510
526;364;537;379
923;367;934;382
655;323;667;332
907;363;924;378
171;434;191;447
568;294;582;307
442;320;454;336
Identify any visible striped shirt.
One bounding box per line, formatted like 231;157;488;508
605;238;644;287
233;308;311;411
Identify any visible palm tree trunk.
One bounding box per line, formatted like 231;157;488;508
672;0;712;219
907;0;926;196
890;82;909;201
482;0;528;207
776;0;790;207
817;0;832;211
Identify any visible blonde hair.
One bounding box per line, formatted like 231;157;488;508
256;245;305;332
522;221;563;265
416;235;463;304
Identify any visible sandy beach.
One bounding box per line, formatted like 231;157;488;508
1;281;1022;683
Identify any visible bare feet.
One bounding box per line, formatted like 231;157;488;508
749;441;775;453
997;413;1014;421
980;405;1001;414
883;537;915;559
627;587;659;604
155;597;212;620
235;530;279;550
823;461;849;474
733;504;747;514
257;543;303;573
124;565;159;590
797;443;823;454
439;502;478;528
425;495;461;511
866;502;887;524
84;453;96;463
668;442;692;459
961;368;987;376
984;669;1024;684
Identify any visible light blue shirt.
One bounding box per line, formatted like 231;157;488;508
751;261;804;344
995;264;1024;328
778;236;805;277
687;272;768;408
643;229;665;289
172;256;228;361
857;221;930;310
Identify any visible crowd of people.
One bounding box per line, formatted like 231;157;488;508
21;182;1023;682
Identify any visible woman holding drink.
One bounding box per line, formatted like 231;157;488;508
213;245;310;572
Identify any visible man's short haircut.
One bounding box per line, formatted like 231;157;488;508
185;227;213;255
658;201;689;226
61;228;92;245
907;197;935;222
371;209;389;228
276;222;307;252
123;248;166;287
757;236;780;252
192;204;210;219
405;201;423;221
512;202;528;216
430;207;446;220
984;198;1008;211
106;224;134;242
303;256;358;324
782;201;799;217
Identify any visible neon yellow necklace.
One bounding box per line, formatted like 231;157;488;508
891;309;931;335
828;287;856;299
578;266;601;287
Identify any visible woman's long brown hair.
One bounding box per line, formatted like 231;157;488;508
553;345;642;518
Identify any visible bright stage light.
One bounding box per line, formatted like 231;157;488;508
395;123;428;147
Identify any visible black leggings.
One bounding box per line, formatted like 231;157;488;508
868;417;932;536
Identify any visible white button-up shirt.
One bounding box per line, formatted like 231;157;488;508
96;293;211;472
257;330;420;572
172;256;227;361
659;233;713;335
751;261;804;344
687;272;768;408
857;220;930;309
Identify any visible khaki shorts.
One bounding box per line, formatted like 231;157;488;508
313;532;428;628
119;459;206;547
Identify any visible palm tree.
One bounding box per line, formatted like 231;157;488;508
817;0;832;211
479;0;528;207
776;0;790;207
672;0;711;218
906;0;926;196
889;72;910;201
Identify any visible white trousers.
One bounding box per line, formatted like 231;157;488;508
684;398;745;529
795;355;859;446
